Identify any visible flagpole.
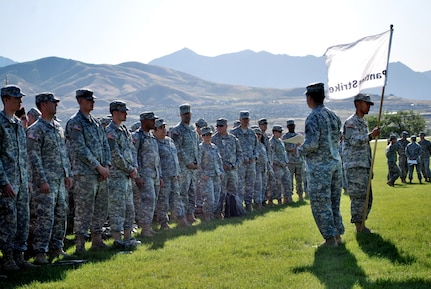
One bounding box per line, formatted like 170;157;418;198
360;24;394;231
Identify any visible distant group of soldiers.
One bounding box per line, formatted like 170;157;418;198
386;131;431;186
0;84;307;272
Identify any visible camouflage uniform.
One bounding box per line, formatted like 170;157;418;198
27;116;70;254
282;130;304;198
418;134;431;181
405;138;422;182
300;102;344;240
342;113;373;224
106;121;137;234
66;110;111;237
397;135;410;182
211;122;242;214
385;140;401;184
231;124;258;206
133;128;161;226
254;135;269;205
270;132;292;201
171;121;200;215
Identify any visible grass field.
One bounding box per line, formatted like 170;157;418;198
1;140;431;289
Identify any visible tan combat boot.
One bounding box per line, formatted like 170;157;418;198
75;235;86;255
34;252;49;265
186;213;197;224
91;233;108;249
176;217;191;227
140;224;155;237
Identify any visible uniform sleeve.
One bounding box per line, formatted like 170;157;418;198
27;126;48;184
300;115;320;155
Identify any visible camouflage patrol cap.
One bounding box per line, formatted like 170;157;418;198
286;119;295;126
99;115;112;126
216;118;227;126
389;134;397;140
201;126;213;136
419;132;425;136
402;131;409;136
109;100;129;112
411;135;417;140
272;125;283;132
28;107;41;118
155;118;167;128
258;118;268;125
354;93;374;105
253;127;263;135
195;118;207;129
76;89;96;100
179;103;191;114
1;85;25;98
35;92;60;104
240;111;250;119
130;121;141;131
304;82;324;95
140;111;158;120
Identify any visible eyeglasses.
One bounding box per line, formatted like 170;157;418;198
216;125;225;127
202;133;212;137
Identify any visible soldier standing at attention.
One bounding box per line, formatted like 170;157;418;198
397;131;410;183
282;119;305;201
66;89;111;254
105;101;140;249
342;93;380;233
0;85;36;270
27;93;73;264
299;83;344;247
170;104;200;224
133;111;162;237
231;111;258;212
405;135;422;184
27;107;41;127
385;135;401;187
257;118;275;207
418;132;431;182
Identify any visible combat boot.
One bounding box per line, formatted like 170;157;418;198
140;224;155;237
14;251;37;268
1;250;20;271
186;213;197;224
49;248;68;261
160;222;170;230
91;233;108;249
75;234;86;255
177;217;191;227
34;253;49;265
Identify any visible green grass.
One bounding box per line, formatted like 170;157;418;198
2;141;431;289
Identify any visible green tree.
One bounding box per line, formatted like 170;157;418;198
366;110;426;139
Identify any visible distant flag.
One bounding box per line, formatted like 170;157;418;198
325;29;392;99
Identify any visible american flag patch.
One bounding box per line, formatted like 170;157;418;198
73;124;81;131
107;133;115;140
27;132;36;140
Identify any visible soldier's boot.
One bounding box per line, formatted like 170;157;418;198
1;250;20;271
14;251;37;268
267;199;274;207
75;235;86;255
419;178;422;184
177;217;191;227
140;224;155;237
34;253;49;265
186;213;197;224
298;194;304;202
277;199;282;205
48;248;69;262
91;233;108;249
201;213;213;222
245;204;253;212
123;228;141;249
160;222;171;230
112;231;124;249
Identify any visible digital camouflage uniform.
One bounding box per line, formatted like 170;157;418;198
254;139;269;205
133;129;161;226
211;130;242;214
300;104;344;240
231;126;258;206
418;135;431;181
27;117;70;254
342;113;373;224
396;137;410;182
269;134;292;201
66;110;111;237
405;139;422;182
0;111;30;252
260;131;276;204
106;121;137;234
385;141;401;184
282;131;304;198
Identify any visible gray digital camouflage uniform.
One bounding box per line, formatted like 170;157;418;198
269;135;292;201
396;136;409;182
385;141;400;185
282;131;304;198
405;139;422;182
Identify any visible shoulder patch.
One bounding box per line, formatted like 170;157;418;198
73;124;82;131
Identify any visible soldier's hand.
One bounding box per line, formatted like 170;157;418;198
96;165;110;181
40;182;51;194
129;168;138;179
370;126;380;138
1;184;16;197
159;179;164;188
65;177;73;190
135;177;144;190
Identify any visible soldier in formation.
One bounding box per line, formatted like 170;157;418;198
418;132;431;182
385;135;401;187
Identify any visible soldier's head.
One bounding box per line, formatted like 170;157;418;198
179;103;192;124
354;93;374;117
76;89;96;114
153;118;167;139
35;92;59;119
216;118;228;135
258;118;268;133
419;132;425;140
286;119;295;132
272;125;283;138
239;111;250;128
109;100;129;123
1;85;25;114
140;111;158;132
304;82;325;107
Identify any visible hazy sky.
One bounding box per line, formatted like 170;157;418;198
3;0;431;72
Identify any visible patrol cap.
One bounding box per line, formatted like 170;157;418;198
304;82;324;95
35;92;60;104
1;85;25;98
216;118;227;126
354;93;374;105
28;107;41;118
402;131;409;136
76;89;96;100
195;118;207;129
99;115;112;126
272;125;283;132
240;111;250;119
286;119;295;126
389;134;397;140
155;118;167;128
253;127;263;135
109;100;129;112
130;121;141;131
258;118;268;125
140;111;158;120
419;132;425;136
179;103;191;114
233;120;241;127
411;135;417;140
201;126;213;136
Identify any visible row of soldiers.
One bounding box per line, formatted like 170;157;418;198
0;84;305;271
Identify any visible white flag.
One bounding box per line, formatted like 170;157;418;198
325;29;391;99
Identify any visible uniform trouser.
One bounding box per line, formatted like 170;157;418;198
346;168;373;224
200;175;221;215
218;169;238;214
272;165;292;200
31;178;67;253
420;158;430;179
399;156;408;180
387;162;401;182
0;182;29;252
138;176;160;225
237;162;256;205
73;175;108;236
287;162;304;195
307;164;344;239
108;175;134;232
254;168;266;204
156;176;184;223
408;163;422;181
132;181;141;224
179;167;197;214
265;167;277;202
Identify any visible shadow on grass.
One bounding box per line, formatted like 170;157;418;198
292;245;431;289
356;232;416;264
